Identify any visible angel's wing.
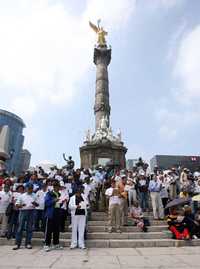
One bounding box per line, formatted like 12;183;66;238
89;21;98;33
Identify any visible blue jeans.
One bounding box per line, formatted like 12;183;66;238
15;210;35;246
138;191;149;210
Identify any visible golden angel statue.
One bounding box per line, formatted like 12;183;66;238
89;19;108;47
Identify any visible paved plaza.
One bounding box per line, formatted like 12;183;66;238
0;246;200;269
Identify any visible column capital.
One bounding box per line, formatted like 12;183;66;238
94;47;111;66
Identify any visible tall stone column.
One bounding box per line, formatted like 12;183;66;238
94;47;111;130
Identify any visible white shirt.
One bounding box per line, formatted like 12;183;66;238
114;175;121;182
16;192;37;210
105;187;121;207
83;183;92;198
59;189;69;210
80;172;87;181
55;175;63;182
12;192;22;202
12;192;22;210
36;190;47;210
65;183;72;194
0;191;12;213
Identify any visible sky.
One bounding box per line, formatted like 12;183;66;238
0;0;200;167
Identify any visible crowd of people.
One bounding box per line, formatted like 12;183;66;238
0;157;200;251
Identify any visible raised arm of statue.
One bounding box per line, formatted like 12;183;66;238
63;153;67;162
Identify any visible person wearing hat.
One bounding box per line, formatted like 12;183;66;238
13;183;38;250
44;180;63;252
69;186;88;249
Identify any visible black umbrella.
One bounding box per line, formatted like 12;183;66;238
165;197;191;209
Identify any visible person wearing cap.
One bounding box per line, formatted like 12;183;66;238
69;186;88;249
44;180;63;252
13;183;38;250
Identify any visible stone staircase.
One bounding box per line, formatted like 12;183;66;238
1;211;200;248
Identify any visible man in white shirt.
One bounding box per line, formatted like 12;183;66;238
0;185;12;236
105;181;121;233
13;183;38;250
35;184;47;231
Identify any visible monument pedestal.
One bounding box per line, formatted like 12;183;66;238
80;140;127;169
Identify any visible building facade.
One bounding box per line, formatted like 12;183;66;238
0;109;26;174
150;155;200;172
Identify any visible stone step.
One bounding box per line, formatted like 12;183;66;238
90;215;155;221
2;238;200;248
32;231;171;240
88;220;166;226
71;225;168;232
92;212;154;217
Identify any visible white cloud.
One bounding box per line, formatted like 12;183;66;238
84;0;135;31
10;96;37;121
155;104;200;140
0;0;135;120
166;21;186;62
174;25;200;102
156;24;200;140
